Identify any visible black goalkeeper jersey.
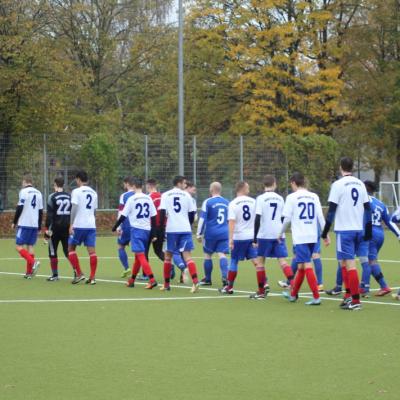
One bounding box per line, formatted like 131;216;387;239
45;191;71;231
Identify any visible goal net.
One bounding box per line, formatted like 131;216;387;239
379;181;400;213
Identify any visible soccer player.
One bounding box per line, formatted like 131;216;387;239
219;181;266;299
185;181;198;221
196;182;229;286
359;180;400;297
112;178;158;289
145;178;165;262
391;206;400;300
68;170;98;285
254;175;295;289
12;174;43;278
116;176;135;278
159;175;200;293
44;177;71;281
321;157;372;311
279;172;328;305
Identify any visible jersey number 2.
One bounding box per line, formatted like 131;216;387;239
86;194;92;209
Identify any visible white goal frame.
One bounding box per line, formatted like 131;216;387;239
379;181;400;210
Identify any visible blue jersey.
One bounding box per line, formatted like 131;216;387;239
370;196;400;238
197;196;229;241
118;190;135;231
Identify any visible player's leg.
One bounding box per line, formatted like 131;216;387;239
312;252;323;290
249;255;267;300
283;257;304;302
304;260;321;305
16;238;35;278
47;233;59;281
182;250;200;293
84;229;97;284
126;255;141;287
118;244;130;276
326;262;343;295
160;233;174;291
369;233;391;296
200;252;213;285
220;257;238;294
172;252;186;282
217;248;229;286
27;243;40;276
152;229;165;262
68;229;85;282
16;228;38;278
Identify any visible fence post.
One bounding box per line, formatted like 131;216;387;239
193;136;197;185
240;135;244;181
144;134;148;181
43;134;48;209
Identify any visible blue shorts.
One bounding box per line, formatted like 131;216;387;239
203;238;229;255
313;239;321;254
294;243;316;263
117;229;131;246
231;240;257;261
69;228;96;247
131;228;150;253
16;227;38;246
166;233;194;253
257;239;288;258
369;228;384;261
336;231;368;260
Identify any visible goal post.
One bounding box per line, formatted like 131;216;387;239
379;181;400;212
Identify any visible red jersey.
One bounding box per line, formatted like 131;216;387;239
149;192;163;227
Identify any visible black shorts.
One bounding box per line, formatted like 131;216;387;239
48;228;69;259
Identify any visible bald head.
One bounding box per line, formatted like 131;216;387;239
210;182;222;196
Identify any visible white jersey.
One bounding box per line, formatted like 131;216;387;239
228;195;256;241
256;191;285;239
17;186;43;228
71;185;98;229
328;175;369;232
282;189;325;245
121;192;157;231
160;188;196;233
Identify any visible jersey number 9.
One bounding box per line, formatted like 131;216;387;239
351;188;359;206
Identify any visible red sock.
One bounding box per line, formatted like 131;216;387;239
163;261;172;286
347;269;361;304
342;266;351;299
256;268;266;293
50;257;58;275
19;249;34;274
291;269;305;297
305;269;320;299
282;264;294;284
68;251;82;276
137;253;155;283
89;253;97;280
131;256;141;280
227;270;237;289
186;260;199;284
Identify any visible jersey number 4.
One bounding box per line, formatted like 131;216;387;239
31;195;37;209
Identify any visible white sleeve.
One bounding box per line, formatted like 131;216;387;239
71;189;78;205
17;190;25;206
189;195;197;213
361;186;370;204
38;193;44;210
150;200;157;217
228;202;236;221
121;198;132;217
328;182;340;204
282;196;293;218
315;196;325;231
93;193;98;211
159;194;166;210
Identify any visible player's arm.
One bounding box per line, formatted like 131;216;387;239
228;218;235;250
112;199;131;232
278;217;291;241
321;202;337;239
382;207;400;239
278;197;292;240
363;201;372;241
196;200;207;239
112;214;127;232
316;198;329;245
45;195;54;231
12;191;25;228
253;214;261;244
391;207;400;224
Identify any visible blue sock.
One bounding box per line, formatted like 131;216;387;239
371;263;388;289
173;254;186;271
288;258;298;285
336;263;342;288
219;257;228;280
204;259;213;282
361;262;371;290
118;248;129;270
313;258;323;285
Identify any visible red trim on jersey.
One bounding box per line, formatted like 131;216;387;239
149;192;164;227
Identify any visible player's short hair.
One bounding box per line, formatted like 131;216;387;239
124;176;135;186
173;175;186;186
210;182;222;193
235;180;247;194
364;180;377;194
290;172;305;187
22;173;33;184
340;157;354;172
186;181;195;188
133;177;143;188
54;177;64;188
263;175;276;188
75;170;88;183
146;178;157;187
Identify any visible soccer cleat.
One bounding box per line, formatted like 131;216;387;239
85;278;96;285
32;261;40;276
199;278;212;286
71;274;85;284
359;288;370;298
219;286;233;295
375;287;392;297
341;302;362;311
23;274;32;279
282;291;298;302
121;269;130;278
170;268;176;281
249;291;265;300
222;279;228;287
182;268;189;284
159;284;171;291
179;273;184;284
126;279;135;288
325;287;342;296
391;292;400;300
190;283;200;293
264;283;270;294
46;275;59;282
278;280;290;289
136;275;149;282
305;298;321;306
317;284;324;292
339;297;352;308
145;281;158;290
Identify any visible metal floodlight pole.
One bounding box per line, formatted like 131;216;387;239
43;134;48;209
193;136;197;186
144;134;149;181
240;135;244;181
178;0;185;176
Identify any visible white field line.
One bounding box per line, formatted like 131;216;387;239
1;271;400;307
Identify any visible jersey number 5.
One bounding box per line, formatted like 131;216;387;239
173;197;181;213
217;208;225;224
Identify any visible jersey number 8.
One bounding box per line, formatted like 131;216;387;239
242;205;251;221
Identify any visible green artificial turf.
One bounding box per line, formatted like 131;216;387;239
0;234;399;400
